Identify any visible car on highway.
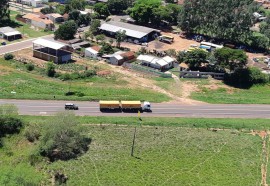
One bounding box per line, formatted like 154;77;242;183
65;103;79;110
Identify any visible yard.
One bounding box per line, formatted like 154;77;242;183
0;58;170;102
0;10;52;44
1;116;266;185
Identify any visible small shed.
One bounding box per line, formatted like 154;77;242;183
0;27;22;41
85;46;101;59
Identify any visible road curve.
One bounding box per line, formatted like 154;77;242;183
0;99;270;118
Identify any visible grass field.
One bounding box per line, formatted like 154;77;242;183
179;79;270;104
0;120;264;185
22;116;270;130
0;59;170;102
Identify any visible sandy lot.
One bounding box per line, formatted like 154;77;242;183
121;32;200;52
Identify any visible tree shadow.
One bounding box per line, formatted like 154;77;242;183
0;19;23;28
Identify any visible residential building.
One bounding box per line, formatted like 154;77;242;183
137;55;175;71
85;46;101;59
0;27;22;41
103;51;135;65
19;0;42;7
23;13;54;30
46;13;64;23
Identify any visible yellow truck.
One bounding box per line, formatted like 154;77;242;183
99;100;151;112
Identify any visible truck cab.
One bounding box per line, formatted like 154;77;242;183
142;101;151;112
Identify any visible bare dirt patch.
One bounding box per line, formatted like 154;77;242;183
120;32;199;52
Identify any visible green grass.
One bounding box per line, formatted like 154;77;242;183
0;119;264;185
191;83;270;104
21;116;270;130
0;59;170;102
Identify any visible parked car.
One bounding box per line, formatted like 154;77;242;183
1;42;6;45
65;103;79;110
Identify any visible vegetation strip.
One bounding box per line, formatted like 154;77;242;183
21;116;270;130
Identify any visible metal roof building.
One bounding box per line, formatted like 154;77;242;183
0;27;22;41
99;21;160;42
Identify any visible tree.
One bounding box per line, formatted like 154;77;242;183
90;19;101;35
249;33;269;50
115;30;126;48
55;20;77;40
40;6;55;14
0;0;9;22
39;112;91;161
107;0;129;15
166;3;182;25
214;47;248;72
65;0;86;12
184;49;209;69
129;0;161;25
46;62;56;77
99;43;114;55
68;10;91;26
94;3;110;18
165;0;175;3
152;6;172;26
178;0;258;43
95;34;105;43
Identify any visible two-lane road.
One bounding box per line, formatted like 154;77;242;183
0;35;53;55
1;99;270;118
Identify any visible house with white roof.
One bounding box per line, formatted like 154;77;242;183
0;27;22;41
99;21;160;43
137;55;175;71
33;38;72;63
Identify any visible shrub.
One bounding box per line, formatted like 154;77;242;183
24;123;41;142
224;67;269;88
46;62;56;77
4;53;14;60
25;63;35;71
39;112;91;161
84;70;97;77
60;73;72;81
0;117;23;137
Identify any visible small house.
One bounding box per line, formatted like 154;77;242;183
137;55;175;71
0;27;22;41
85;46;101;59
104;51;135;65
23;13;54;30
46;13;64;23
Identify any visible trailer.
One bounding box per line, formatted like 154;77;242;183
99;100;151;112
99;101;121;112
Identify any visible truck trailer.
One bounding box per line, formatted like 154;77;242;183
99;101;151;112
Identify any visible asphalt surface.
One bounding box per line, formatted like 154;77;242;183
1;99;270;118
0;35;53;55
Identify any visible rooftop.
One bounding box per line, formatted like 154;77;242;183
33;38;67;50
100;21;160;39
0;27;18;34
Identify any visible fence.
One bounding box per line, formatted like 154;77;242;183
123;63;172;78
179;71;225;80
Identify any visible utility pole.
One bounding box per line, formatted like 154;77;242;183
130;126;137;157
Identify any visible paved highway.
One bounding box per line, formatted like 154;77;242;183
0;99;270;118
0;35;53;55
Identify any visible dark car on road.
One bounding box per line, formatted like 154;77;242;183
65;103;79;110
